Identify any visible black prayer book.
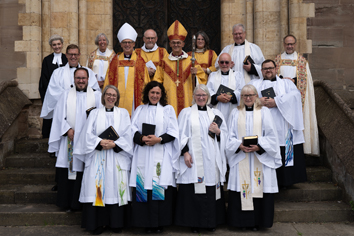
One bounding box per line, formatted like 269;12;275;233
216;84;234;96
261;87;276;99
142;123;156;136
99;126;119;141
86;107;96;118
208;115;223;139
243;55;255;65
242;135;258;147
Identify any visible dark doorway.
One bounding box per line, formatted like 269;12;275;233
113;0;221;54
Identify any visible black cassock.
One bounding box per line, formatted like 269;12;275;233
39;53;68;138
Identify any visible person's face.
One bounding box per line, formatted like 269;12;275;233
148;86;162;105
120;39;135;54
51;40;63;54
218;54;232;72
104;88;117;108
284;36;296;54
232;27;246;45
74;70;88;91
98;35;108;52
66;48;80;67
194;89;208;107
169;39;185;55
196;35;205;49
241;89;258;107
143;30;158;49
261;62;276;80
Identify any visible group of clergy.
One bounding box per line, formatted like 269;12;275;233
38;20;319;235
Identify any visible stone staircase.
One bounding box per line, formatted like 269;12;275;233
0;139;353;226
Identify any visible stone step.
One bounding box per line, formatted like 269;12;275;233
0;168;55;185
15;139;48;154
274;182;342;202
0;201;352;226
274;201;354;223
306;166;332;182
0;185;56;204
5;153;55;169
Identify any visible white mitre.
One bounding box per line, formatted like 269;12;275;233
117;23;137;42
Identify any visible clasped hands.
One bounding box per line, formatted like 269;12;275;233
239;144;260;153
100;139;116;150
142;135;161;146
260;97;276;108
217;93;231;103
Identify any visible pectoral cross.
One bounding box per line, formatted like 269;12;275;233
175;79;181;87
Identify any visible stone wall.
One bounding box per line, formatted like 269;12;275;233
305;0;354;92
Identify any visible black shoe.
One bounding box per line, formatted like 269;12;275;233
92;226;104;235
49;152;56;158
155;227;163;233
206;227;216;232
191;227;200;233
111;227;122;233
145;228;152;234
51;185;58;191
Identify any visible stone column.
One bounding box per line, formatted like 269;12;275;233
280;0;288;42
254;0;282;60
246;0;254;42
79;0;88;65
42;0;51;59
289;0;314;54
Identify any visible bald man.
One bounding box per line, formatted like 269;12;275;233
207;53;244;124
135;29;168;78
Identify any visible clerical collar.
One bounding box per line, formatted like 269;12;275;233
197;105;207;111
142;44;158;52
105;107;114;112
270;77;277;82
172;52;184;58
76;87;87;92
70;65;79;69
196;48;205;53
234;41;245;46
221;71;229;75
148;102;157;106
245;104;254;111
124;54;132;59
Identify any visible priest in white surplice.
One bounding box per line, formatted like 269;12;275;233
48;68;102;211
275;35;319;156
41;44;100;120
207;53;244;124
174;84;227;233
249;59;307;188
216;23;264;84
225;84;282;229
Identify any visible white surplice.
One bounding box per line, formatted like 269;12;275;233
225;107;282;193
175;106;227;186
207;69;245;124
249;76;304;146
216;42;265;83
73;107;133;205
86;48;114;81
48;88;102;172
130;104;180;189
40;63;100;119
278;51;319;155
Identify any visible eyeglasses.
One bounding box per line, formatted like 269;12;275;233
105;93;117;98
170;41;182;46
285;43;295;46
241;94;256;98
121;41;134;45
67;53;80;57
144;37;156;40
232;33;244;36
219;61;230;65
74;77;87;80
262;67;275;71
195;94;207;98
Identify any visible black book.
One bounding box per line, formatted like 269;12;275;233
216;84;234;96
99;126;119;141
208;115;223;139
142;123;156;136
261;87;276;99
86;107;96;118
242;135;258;147
243;55;255;65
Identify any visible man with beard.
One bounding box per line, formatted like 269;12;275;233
48;68;102;211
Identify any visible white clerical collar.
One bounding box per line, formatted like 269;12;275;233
52;52;62;65
196;48;205;53
142;43;158;52
168;51;188;61
98;49;106;56
283;51;297;59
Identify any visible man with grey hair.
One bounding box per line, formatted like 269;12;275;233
135;29;168;78
216;23;265;84
86;33;116;88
